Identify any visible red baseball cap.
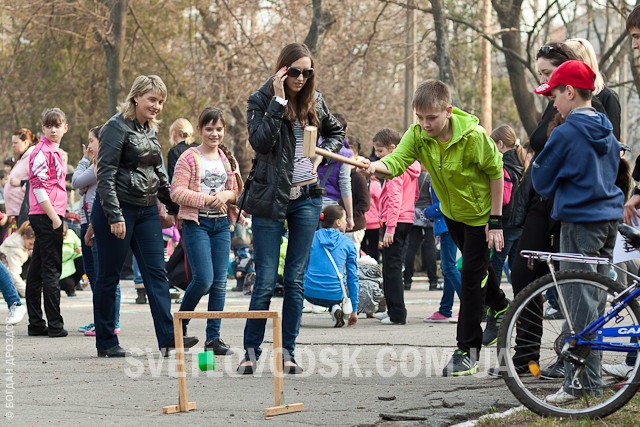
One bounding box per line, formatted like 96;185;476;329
534;60;596;96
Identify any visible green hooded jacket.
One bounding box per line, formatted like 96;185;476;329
381;107;503;227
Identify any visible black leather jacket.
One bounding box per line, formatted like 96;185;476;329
239;79;344;221
97;113;174;224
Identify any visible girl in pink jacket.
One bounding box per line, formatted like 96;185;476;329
373;128;420;325
170;107;242;355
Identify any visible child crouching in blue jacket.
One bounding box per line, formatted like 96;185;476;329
304;205;359;327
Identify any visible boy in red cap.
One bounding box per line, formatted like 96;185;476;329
531;60;624;403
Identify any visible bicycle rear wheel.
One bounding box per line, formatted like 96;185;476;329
498;270;640;418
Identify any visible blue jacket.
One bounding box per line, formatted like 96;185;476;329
424;187;448;236
304;228;359;311
532;109;624;222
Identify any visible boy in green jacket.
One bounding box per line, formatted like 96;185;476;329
363;79;510;376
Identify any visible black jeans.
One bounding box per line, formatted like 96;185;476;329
510;201;558;366
26;214;64;332
382;222;412;323
444;217;508;356
403;226;438;285
363;228;381;261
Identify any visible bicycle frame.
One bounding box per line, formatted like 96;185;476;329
521;250;640;355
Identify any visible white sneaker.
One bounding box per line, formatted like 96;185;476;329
6;303;26;325
302;303;312;313
545;387;578;404
381;316;405;325
373;312;389;320
311;305;329;314
602;363;634;380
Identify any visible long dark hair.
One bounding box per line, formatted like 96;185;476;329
275;43;318;127
197;107;237;171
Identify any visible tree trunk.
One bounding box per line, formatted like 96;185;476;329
492;0;539;135
429;0;456;90
101;0;127;116
228;105;252;180
304;0;336;55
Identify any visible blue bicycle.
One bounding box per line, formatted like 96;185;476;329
498;223;640;418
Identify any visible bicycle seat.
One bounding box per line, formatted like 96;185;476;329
619;223;640;250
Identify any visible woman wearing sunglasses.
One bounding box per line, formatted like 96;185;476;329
237;43;344;375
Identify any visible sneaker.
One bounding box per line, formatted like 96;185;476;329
381;316;405;325
482;300;510;346
331;305;345;328
602;363;634;380
6;303;26;325
448;314;459;323
429;280;438;291
442;349;478;376
544;306;564;320
84;328;96;337
545;387;577;404
423;312;451;323
78;322;94;332
540;359;566;380
302;304;312;314
404;282;412;291
373;312;389;320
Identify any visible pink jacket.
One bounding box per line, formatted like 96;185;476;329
365;177;382;230
28;137;67;216
170;147;242;225
4;146;34;216
379;161;421;234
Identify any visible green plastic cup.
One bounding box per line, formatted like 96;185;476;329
198;351;215;371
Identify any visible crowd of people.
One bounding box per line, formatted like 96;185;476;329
2;8;640;403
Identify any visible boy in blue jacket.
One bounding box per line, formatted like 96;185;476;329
532;60;624;403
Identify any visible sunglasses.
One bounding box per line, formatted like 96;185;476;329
538;45;569;58
287;67;314;79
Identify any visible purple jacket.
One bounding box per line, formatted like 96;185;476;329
317;138;352;201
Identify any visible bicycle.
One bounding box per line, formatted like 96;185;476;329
498;223;640;419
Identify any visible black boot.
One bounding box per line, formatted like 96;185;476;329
135;288;147;304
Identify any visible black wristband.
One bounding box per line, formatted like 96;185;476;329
634;187;640;197
488;215;503;230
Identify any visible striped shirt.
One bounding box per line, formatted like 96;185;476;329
291;119;317;184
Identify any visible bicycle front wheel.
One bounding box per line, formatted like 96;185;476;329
498;270;640;419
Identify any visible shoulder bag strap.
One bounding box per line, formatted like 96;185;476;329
323;246;348;298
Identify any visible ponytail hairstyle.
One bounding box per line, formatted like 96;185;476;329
490;124;527;167
17;220;34;240
13;128;34;146
320;204;345;229
169;118;195;146
197;107;237;171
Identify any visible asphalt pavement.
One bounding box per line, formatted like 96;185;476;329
1;275;520;426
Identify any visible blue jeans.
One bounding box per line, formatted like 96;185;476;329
132;256;143;285
243;195;322;361
179;217;230;341
304;296;342;308
490;225;522;284
438;232;462;318
560;220;618;395
92;199;174;350
81;222;121;324
0;261;21;308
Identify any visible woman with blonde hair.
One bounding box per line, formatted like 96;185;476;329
93;75;198;358
167;118;197;181
565;37;621;139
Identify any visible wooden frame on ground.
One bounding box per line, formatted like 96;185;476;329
162;310;304;417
